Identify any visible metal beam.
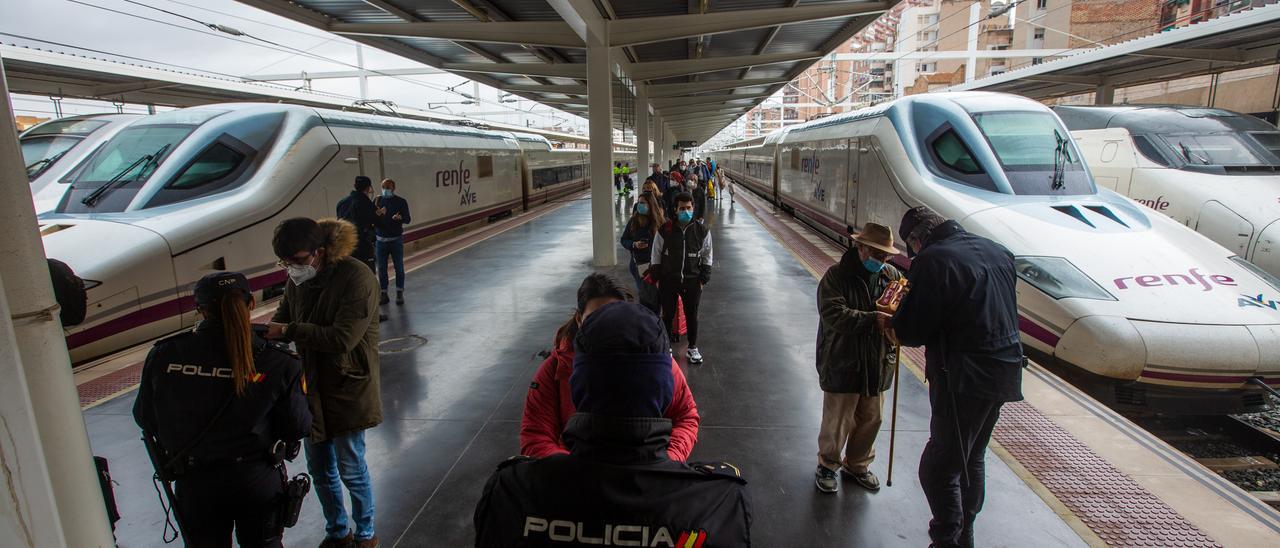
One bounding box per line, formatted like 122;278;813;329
647;78;789;98
500;83;589;95
90;79;179;96
652;93;772;109
1129;47;1248;63
667;116;740;127
608;2;890;47
247;67;445;81
1022;74;1105;86
443;62;586;79
629;51;822;81
328;22;584;48
667;110;751;123
659;103;754;116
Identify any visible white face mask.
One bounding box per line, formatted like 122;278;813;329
287;264;318;286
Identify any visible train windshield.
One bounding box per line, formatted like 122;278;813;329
21;119;108;180
1159;133;1266;167
971;111;1093;195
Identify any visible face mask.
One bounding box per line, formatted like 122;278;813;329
677;210;694;223
636;203;649;215
863;257;886;273
382;189;393;198
287;264;318;285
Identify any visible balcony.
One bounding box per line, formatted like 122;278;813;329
982;24;1013;33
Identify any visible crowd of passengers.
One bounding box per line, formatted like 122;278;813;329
132;161;1022;548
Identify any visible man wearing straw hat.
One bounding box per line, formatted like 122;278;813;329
813;222;903;494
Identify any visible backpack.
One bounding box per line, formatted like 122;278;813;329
48;258;87;326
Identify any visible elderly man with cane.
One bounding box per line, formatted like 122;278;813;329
892;206;1024;548
813;222;904;494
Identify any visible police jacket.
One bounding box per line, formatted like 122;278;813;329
651;220;712;284
816;250;903;395
892;220;1024;402
475;413;751;547
133;322;312;468
336;190;377;260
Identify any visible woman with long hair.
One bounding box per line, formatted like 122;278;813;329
520;273;700;461
134;272;311;547
621;191;664;311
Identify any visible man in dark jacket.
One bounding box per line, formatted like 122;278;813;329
474;302;751;547
814;223;903;494
645;163;670;194
374;178;412;307
650;192;713;365
267;217;383;548
336;176;378;272
892;206;1023;548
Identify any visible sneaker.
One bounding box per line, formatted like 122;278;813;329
687;347;703;364
395;291;404;305
354;537;380;548
841;467;881;491
379;291;389;305
815;465;838;493
319;533;354;548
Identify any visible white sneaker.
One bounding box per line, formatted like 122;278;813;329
687;347;703;364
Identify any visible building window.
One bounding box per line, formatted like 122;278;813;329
1033;28;1045;40
1037;0;1048;9
919;13;939;26
918;30;938;43
917;62;937;73
1032;57;1044;65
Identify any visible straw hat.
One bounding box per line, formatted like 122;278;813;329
851;222;900;255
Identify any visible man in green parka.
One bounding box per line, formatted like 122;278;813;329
814;222;903;494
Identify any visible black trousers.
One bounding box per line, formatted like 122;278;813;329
919;378;1003;548
659;277;702;347
174;462;284;548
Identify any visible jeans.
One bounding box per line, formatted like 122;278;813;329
919;378;1002;548
306;431;375;541
376;237;405;292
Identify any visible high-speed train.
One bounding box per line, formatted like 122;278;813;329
20;113;143;213
718;92;1280;413
39;103;601;363
1055;104;1280;278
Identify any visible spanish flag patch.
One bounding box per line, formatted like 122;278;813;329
249;372;266;383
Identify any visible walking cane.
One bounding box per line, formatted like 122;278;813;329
887;343;902;487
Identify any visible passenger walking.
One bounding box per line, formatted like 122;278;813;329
519;274;699;461
650;192;713;364
267;218;383;548
646;163;670;194
373;179;411;307
892;206;1024;548
478;302;748;548
335;176;378;274
715;167;729;203
621;192;665;313
134;271;311;548
813;223;904;494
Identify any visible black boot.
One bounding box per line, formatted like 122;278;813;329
396;291;404;305
379;291;389;305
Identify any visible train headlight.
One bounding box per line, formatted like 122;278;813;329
1015;256;1115;301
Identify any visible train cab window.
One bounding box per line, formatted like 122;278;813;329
1249;132;1280;162
1131;135;1172;167
22;119;108;180
1159;133;1262;167
478;155;494;178
972;111;1092;195
924;126;997;192
145;136;255;208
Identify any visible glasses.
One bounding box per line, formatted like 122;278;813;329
867;248;891;261
276;251;314;269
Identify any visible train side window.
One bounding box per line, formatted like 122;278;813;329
478;154;494;178
924;126;996;191
146;136;254;208
1131;135;1171;167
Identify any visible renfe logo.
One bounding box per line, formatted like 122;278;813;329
1135;195;1170;211
1113;268;1236;291
435;160;478;205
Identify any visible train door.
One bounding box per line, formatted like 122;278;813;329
855;138;906;230
1197;200;1254;256
518;150;531;211
359;147;384;182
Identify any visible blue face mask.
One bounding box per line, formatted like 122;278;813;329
636;204;649;215
863;257;886;273
381;189;393;198
677;210;694;223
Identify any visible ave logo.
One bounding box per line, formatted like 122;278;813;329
1239;293;1280;310
435;160;478;206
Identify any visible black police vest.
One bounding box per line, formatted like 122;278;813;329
475;415;751;547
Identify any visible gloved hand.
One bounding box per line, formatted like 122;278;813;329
698;265;711;286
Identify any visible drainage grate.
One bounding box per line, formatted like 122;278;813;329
379;335;428;354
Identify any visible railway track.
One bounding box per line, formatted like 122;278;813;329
1132;412;1280;508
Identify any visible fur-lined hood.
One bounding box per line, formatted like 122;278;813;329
317;218;358;265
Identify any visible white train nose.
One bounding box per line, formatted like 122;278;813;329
1058;315;1268;389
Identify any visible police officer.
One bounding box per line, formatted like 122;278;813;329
134;272;312;548
475;302;749;547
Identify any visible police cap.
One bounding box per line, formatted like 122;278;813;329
194;272;252;307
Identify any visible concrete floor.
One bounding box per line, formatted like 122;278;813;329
86;194;1084;547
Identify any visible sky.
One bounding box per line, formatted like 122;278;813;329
1;0;591;132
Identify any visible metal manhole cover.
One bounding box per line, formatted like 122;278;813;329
379;335;427;354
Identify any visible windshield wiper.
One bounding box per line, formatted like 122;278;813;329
1051;129;1069;191
1178;142;1209;165
80;144;170;207
25;149;70;179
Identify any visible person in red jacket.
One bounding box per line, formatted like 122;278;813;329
521;273;700;461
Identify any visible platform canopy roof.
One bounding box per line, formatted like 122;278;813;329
948;3;1280;101
235;0;895;145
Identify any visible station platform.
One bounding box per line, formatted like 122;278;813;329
76;191;1278;547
